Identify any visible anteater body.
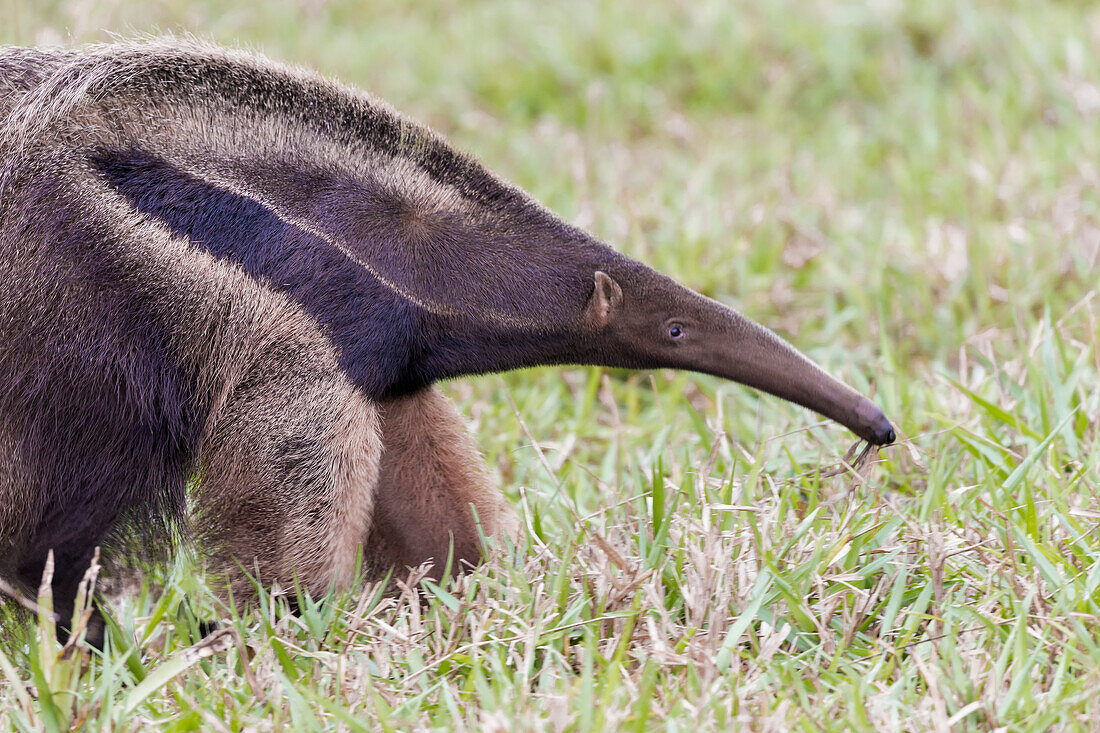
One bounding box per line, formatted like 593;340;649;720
0;41;893;639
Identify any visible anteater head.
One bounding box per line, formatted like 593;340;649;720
578;267;896;446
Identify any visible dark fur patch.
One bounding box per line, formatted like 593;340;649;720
0;173;199;600
94;149;416;398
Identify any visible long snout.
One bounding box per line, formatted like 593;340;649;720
694;310;895;445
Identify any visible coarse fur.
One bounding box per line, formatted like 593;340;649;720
0;39;892;640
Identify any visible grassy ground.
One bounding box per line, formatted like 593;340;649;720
2;0;1099;729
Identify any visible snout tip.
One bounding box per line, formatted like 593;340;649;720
873;421;897;446
855;399;896;446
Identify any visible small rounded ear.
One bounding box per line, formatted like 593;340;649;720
585;271;623;328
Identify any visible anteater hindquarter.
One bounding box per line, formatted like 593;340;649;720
0;44;515;625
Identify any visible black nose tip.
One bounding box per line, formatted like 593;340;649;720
855;399;896;445
870;413;896;445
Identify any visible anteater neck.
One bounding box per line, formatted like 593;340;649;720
388;317;590;395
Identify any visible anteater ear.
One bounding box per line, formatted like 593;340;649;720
586;271;623;328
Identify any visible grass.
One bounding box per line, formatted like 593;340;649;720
2;0;1099;729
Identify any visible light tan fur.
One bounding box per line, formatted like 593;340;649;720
194;357;382;600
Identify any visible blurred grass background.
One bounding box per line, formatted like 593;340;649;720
1;1;1099;729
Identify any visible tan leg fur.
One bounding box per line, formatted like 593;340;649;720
365;387;517;582
195;358;381;601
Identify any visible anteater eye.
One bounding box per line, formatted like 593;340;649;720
668;324;685;339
